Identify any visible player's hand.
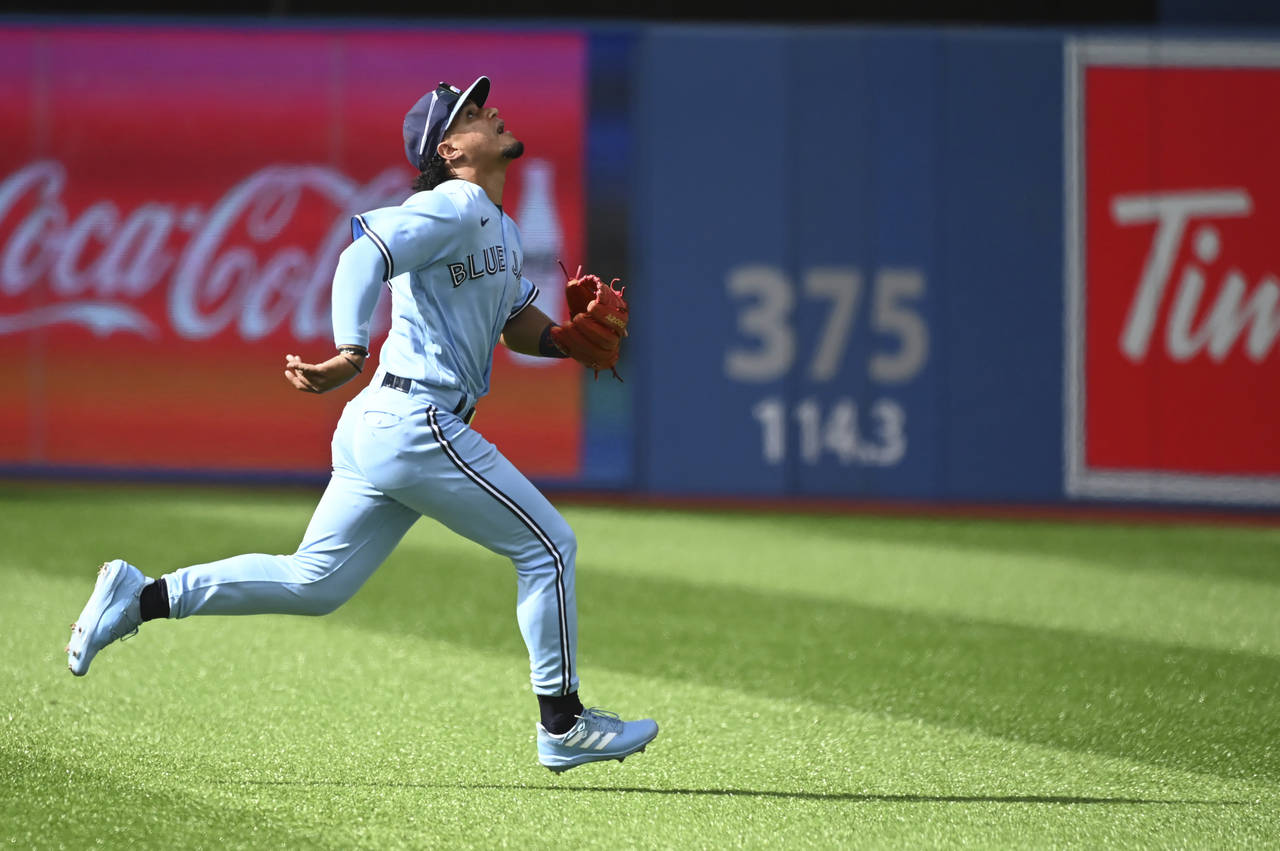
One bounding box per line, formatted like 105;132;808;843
283;352;363;394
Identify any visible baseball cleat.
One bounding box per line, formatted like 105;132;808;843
66;559;149;677
537;707;659;773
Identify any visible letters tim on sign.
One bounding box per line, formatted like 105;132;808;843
0;26;585;478
1066;40;1280;505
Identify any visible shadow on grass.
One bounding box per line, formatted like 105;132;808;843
483;785;1251;806
343;547;1280;786
2;746;319;847
209;778;1247;806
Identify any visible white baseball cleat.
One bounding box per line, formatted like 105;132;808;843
66;559;149;677
537;707;659;773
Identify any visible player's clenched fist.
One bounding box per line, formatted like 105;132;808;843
549;263;629;381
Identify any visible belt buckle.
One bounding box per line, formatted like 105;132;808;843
381;373;412;393
383;373;472;421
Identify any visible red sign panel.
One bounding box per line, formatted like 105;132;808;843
1068;41;1280;504
0;25;585;478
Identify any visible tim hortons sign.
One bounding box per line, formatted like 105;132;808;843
1065;39;1280;505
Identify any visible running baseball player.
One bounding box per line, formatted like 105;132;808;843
65;76;655;773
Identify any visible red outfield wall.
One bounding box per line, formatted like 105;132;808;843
0;26;586;478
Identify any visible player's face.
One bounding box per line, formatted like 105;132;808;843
445;99;524;166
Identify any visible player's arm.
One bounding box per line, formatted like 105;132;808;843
283;236;381;394
500;304;570;358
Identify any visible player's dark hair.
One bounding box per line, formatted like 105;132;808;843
413;156;455;191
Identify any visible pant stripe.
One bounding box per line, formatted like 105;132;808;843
425;407;572;695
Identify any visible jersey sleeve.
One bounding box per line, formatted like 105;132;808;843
330;235;385;349
504;222;540;318
350;191;461;281
508;274;540;319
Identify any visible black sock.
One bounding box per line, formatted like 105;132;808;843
538;692;584;735
139;578;169;621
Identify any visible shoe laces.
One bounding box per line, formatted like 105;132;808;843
112;587;144;643
577;707;623;734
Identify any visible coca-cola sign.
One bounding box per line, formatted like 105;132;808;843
0;160;407;341
1065;39;1280;504
0;25;586;477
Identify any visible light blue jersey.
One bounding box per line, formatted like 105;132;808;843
155;177;580;698
338;179;539;403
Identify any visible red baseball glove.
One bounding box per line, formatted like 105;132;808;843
549;263;629;381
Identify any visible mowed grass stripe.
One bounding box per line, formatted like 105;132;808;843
3;484;1279;847
8;487;1280;783
12;564;1273;798
4;620;1271;849
12;484;1280;658
5;594;1271;849
17;549;1280;788
1;745;335;850
565;510;1280;657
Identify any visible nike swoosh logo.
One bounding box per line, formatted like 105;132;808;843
480;217;489;226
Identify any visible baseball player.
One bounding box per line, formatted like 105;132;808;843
65;76;656;773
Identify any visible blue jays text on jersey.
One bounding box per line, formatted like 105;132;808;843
447;243;522;287
342;179;538;403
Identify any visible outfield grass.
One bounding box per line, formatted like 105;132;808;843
2;482;1278;848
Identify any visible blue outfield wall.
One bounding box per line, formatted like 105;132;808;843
629;28;1066;501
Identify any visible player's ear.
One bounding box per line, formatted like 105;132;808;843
437;138;464;166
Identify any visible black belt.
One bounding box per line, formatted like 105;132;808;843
381;373;475;423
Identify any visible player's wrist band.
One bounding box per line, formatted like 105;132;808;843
538;325;569;359
338;345;367;374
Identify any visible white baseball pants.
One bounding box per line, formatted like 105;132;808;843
160;376;579;696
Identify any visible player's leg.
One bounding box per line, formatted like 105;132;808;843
359;406;657;771
67;402;418;675
361;407;580;699
160;466;418;617
66;467;418;675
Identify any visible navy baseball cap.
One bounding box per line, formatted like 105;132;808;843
402;76;490;170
